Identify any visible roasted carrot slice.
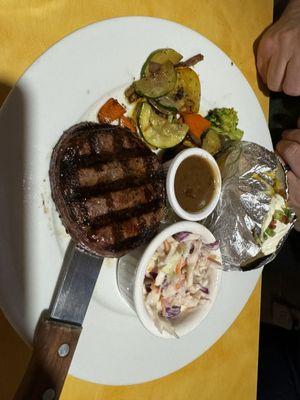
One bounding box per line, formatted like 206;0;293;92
120;115;137;133
182;112;211;140
97;98;126;123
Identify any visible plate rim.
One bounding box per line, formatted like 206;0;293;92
0;15;267;385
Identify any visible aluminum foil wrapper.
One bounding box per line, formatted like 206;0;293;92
204;141;295;271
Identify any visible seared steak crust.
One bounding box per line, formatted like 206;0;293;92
50;122;166;257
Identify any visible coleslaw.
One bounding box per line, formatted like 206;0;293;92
143;232;222;337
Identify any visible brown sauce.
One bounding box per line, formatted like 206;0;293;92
174;155;216;213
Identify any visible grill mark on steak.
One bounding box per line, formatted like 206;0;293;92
49;122;166;258
58;146;92;224
85;182;162;219
88;133;98;155
104;191;124;245
74;149;150;169
76;154;158;188
113;126;132;185
90;198;162;229
70;173;163;200
106;221;161;254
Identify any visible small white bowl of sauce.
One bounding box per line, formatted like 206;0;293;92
166;148;221;221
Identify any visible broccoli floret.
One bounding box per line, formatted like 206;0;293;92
206;107;244;141
206;107;238;131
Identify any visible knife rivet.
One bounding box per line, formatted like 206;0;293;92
58;343;70;357
42;388;56;400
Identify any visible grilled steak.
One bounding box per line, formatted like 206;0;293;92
50;122;166;257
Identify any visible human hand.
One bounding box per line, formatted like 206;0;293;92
256;0;300;96
276;118;300;226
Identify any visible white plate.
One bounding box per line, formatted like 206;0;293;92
0;16;271;385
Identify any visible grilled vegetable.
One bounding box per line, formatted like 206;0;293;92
141;48;183;77
201;129;222;155
138;102;188;148
119;115;137;133
156;67;200;113
175;53;204;68
206;107;244;141
124;84;139;104
134;61;177;99
148;99;174;115
97;98;126;123
131;100;143;124
182;113;211;139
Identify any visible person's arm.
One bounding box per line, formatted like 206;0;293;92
256;0;300;96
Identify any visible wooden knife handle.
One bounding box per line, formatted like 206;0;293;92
14;317;82;400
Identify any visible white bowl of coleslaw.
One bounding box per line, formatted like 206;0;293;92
133;221;222;338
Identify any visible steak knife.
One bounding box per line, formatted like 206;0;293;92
14;242;103;400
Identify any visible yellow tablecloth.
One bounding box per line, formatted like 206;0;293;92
0;1;272;399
